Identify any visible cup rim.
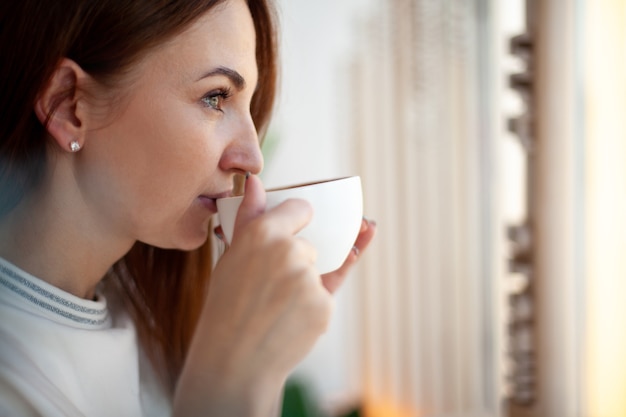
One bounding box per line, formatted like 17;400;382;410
216;175;359;201
266;175;357;192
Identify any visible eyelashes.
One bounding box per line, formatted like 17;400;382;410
200;87;232;111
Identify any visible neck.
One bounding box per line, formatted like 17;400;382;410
0;166;134;300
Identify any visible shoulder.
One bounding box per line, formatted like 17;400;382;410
0;366;84;417
0;332;85;417
0;376;41;417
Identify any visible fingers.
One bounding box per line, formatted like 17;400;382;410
321;217;377;293
233;174;266;234
230;174;314;244
227;174;374;295
352;216;377;256
262;199;313;237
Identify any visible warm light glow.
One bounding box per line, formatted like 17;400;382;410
584;0;626;416
362;399;418;417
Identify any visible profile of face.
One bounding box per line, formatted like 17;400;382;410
76;0;262;250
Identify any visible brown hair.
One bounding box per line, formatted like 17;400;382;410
0;0;279;390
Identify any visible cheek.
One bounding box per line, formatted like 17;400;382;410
119;97;217;181
82;100;222;228
126;126;220;209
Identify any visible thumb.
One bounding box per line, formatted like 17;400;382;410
232;174;266;238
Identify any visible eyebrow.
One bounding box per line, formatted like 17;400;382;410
197;66;246;90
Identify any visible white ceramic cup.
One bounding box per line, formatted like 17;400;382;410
216;176;363;274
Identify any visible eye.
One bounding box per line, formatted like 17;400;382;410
201;88;232;111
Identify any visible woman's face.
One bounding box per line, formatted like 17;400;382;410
78;0;262;250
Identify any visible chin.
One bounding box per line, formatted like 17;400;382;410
175;221;216;251
143;213;214;251
165;228;211;251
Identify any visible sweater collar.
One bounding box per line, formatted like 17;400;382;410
0;257;110;329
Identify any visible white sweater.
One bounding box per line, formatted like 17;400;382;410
0;257;171;416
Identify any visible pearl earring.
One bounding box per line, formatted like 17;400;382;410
69;141;81;152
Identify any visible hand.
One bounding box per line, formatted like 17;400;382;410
321;217;377;293
213;212;378;295
174;175;333;417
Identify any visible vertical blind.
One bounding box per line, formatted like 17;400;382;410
346;0;502;416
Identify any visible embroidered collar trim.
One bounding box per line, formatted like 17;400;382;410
0;258;110;328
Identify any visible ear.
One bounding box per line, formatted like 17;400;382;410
34;58;90;153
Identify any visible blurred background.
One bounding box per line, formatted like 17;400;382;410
260;0;626;416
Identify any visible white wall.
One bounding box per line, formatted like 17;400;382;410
262;0;374;188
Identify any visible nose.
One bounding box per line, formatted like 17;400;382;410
219;114;264;176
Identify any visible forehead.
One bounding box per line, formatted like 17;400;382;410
134;0;258;87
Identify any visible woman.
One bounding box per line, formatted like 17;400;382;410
0;0;376;415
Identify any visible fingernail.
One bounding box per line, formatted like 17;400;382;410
245;171;251;180
214;225;225;241
363;216;376;227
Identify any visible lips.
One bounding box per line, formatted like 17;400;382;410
197;190;232;213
